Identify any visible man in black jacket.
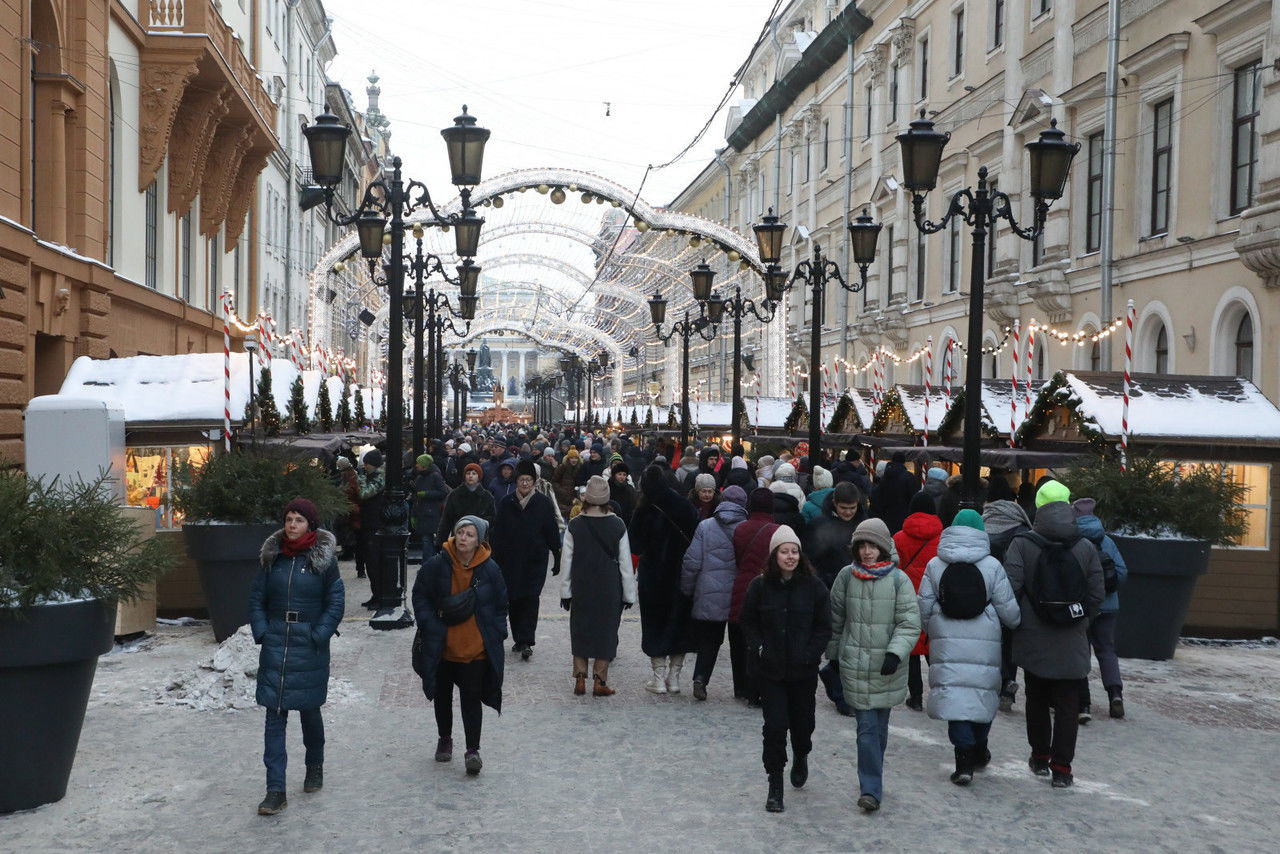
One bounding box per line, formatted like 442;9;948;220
490;459;562;660
870;450;920;534
801;481;864;717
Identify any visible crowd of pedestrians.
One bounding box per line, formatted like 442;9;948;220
248;423;1125;817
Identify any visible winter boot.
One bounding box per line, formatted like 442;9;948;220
435;737;453;762
1028;755;1051;777
765;773;785;812
665;660;683;694
464;749;483;776
644;658;668;694
1108;687;1125;719
1078;705;1092;725
905;694;923;711
592;674;616;697
790;754;809;788
1051;765;1074;788
999;680;1018;712
692;679;707;701
573;672;587;696
973;741;992;769
257;791;287;815
303;765;323;793
949;747;973;785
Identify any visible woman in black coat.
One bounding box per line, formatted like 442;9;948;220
412;515;509;776
248;498;345;815
628;465;699;695
738;525;831;814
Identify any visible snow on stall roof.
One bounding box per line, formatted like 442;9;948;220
59;353;382;426
1064;372;1280;441
848;389;877;428
980;378;1036;435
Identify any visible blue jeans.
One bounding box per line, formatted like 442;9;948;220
264;707;324;791
947;720;992;749
853;707;891;800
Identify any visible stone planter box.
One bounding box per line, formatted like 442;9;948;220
1112;534;1211;660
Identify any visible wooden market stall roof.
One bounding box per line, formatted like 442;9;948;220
1015;371;1280;450
935;379;1036;445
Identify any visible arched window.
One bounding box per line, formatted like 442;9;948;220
1090;340;1101;371
1154;324;1169;374
987;350;998;379
1235;313;1254;381
1036;345;1046;379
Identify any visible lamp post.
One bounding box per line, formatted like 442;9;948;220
896;111;1078;508
582;352;608;426
243;337;259;438
559;355;583;430
752;208;882;467
303;104;489;629
648;294;717;448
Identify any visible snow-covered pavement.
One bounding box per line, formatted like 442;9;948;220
3;560;1278;850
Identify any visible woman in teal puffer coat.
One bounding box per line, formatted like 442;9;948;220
248;498;346;816
827;517;920;812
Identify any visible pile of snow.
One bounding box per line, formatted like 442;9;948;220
157;625;361;711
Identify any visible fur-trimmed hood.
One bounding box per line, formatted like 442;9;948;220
260;528;338;571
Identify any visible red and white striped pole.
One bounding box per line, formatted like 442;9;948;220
1010;320;1020;448
820;361;831;434
923;336;933;448
222;291;232;451
1121;299;1135;472
753;374;761;429
943;338;953;413
1024;324;1036;416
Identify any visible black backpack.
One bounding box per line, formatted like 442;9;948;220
1017;531;1088;625
1082;532;1119;594
937;562;989;619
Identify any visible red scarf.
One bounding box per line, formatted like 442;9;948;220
280;530;318;557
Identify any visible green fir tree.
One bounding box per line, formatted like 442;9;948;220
317;379;334;432
353;385;367;429
629;407;639;426
337;381;353;430
256;369;282;436
644;407;654;429
287;375;310;434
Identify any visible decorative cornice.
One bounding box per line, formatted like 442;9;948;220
890;18;916;56
168;86;232;216
864;44;889;78
225;150;271;243
199;123;253;237
138;57;200;191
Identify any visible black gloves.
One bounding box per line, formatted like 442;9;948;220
561;598;572;612
880;652;900;676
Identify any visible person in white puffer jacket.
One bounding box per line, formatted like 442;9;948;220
917;509;1021;787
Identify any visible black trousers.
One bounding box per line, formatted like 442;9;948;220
908;654;925;700
759;673;818;774
432;659;486;751
1024;670;1081;772
692;619;727;685
1001;627;1018;685
508;594;541;648
727;623;758;702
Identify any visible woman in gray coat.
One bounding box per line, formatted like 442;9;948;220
679;485;749;701
917;509;1020;786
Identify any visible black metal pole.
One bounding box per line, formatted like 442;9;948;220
808;247;824;466
960;175;991;510
434;321;445;438
375;158;410;624
731;289;743;449
681;310;691;448
412;293;425;457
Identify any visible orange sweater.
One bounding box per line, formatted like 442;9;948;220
442;540;490;663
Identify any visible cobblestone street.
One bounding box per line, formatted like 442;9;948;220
4;560;1278;851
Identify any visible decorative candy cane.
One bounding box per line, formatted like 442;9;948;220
753;374;762;428
255;312;273;368
1024;324;1035;416
923;336;933;448
943;338;954;413
1010;320;1021;447
222;291;232;451
820;361;831;434
1121;299;1135;472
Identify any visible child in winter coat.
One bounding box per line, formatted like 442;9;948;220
916;510;1021;785
892;491;943;710
828;518;921;812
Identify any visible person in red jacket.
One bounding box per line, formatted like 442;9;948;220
892;491;942;710
728;487;779;708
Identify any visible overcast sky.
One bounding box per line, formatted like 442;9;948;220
321;0;780;208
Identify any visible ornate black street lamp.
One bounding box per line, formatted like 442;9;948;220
755;207;881;467
303;104;490;629
648;292;717;448
896;111;1077;508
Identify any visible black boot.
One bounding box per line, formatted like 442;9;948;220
949;747;973;785
257;790;287;815
765;773;785;812
790;754;808;788
303;765;323;793
973;741;991;769
1108;686;1125;719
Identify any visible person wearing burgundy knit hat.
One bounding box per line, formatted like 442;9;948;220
726;487;780;707
248;498;345;815
435;462;496;550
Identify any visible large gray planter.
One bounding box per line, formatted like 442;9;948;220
1111;534;1211;660
182;522;278;642
0;598;116;813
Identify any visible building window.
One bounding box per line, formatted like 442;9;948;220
233;242;242;298
1231;61;1261;215
947;216;961;292
1154;323;1169;373
919;36;929;101
788;153;796;196
1085;131;1104;252
821;119;830;171
180;213;192;302
108;74;117;267
145;180;159;289
1221;462;1270;548
1036;344;1046;379
986;177;998;279
1037;0;1052;16
952;8;965;78
1151;97;1173;235
915;231;926;301
884;224;895;303
889;62;899;124
1090;339;1101;371
805;137;811;181
864;82;873;139
987;350;998;379
1235;313;1254;381
209;234;219;307
993;0;1004;48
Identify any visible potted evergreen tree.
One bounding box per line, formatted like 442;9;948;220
1061;452;1247;659
286;375;310;434
337;380;353;430
0;466;174;812
173;446;345;642
317;379;334;432
255;369;282;436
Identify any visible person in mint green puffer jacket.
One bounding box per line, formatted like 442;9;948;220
827;517;921;812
